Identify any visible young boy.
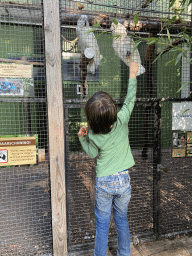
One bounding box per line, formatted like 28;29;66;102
78;62;139;256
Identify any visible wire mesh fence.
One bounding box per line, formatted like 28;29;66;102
61;0;192;253
0;0;191;255
0;1;52;255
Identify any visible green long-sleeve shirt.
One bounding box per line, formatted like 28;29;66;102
79;78;137;177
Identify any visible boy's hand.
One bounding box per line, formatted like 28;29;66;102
129;62;139;78
78;126;88;138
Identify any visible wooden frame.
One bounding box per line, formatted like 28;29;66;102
43;0;67;255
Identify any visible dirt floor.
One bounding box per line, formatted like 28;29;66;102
130;235;192;256
69;234;192;256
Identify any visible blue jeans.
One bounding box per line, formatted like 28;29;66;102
94;171;131;256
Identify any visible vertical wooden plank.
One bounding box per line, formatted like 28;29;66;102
43;1;67;255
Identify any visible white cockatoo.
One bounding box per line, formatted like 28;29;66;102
111;22;145;76
76;15;102;74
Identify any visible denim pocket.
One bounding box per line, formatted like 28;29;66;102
116;173;130;186
95;175;113;189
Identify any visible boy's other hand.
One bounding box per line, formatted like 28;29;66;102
78;126;88;138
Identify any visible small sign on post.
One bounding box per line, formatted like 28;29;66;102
172;102;192;158
0;137;36;166
187;132;192;157
0;63;34;97
172;102;192;131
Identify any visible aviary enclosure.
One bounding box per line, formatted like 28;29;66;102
0;0;191;255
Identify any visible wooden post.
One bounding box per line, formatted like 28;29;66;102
43;1;67;255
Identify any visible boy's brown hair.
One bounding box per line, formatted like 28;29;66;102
85;91;117;134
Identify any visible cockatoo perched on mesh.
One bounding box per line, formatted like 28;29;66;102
76;15;102;74
111;22;145;76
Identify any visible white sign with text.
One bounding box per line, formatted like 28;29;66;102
172;102;192;131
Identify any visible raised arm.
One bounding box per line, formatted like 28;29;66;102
118;62;139;123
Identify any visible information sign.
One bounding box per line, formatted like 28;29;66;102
0;137;36;166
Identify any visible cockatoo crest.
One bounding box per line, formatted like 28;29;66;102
111;22;127;36
111;22;145;76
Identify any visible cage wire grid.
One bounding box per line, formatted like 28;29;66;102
61;0;192;253
0;0;191;255
0;1;52;256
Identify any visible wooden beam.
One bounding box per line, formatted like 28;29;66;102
61;12;191;34
0;2;191;33
43;1;67;256
0;58;44;66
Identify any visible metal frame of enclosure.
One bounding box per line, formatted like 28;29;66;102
0;1;191;256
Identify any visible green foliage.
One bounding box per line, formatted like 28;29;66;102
93;18;100;27
86;29;95;34
131;0;192;73
169;0;177;8
171;0;192;7
112;18;118;25
132;40;143;52
111;34;121;39
133;13;138;25
182;109;190;115
187;148;192;156
176;82;190;93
